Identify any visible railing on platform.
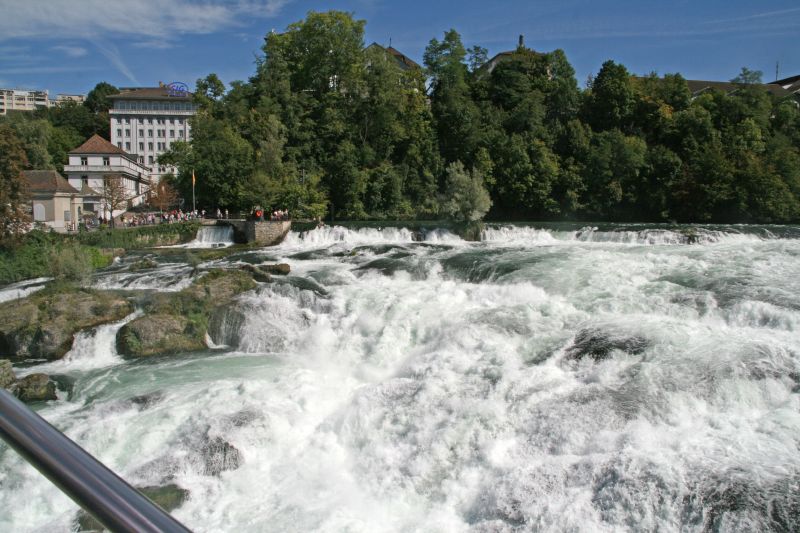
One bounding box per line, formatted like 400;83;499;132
0;389;191;532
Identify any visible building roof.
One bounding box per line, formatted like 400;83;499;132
367;43;421;71
69;134;130;156
109;86;194;101
774;74;800;89
385;46;421;70
23;170;79;194
686;79;791;98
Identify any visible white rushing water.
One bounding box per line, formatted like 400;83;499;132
2;224;800;532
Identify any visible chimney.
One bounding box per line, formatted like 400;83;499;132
518;35;524;48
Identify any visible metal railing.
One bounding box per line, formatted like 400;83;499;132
0;389;191;532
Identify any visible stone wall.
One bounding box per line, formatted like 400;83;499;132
246;221;291;246
204;219;291;246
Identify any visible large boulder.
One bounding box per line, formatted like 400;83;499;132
1;360;57;403
117;314;205;357
262;263;290;276
12;373;57;402
117;270;256;358
0;286;133;362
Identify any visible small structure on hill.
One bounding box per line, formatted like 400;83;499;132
23;170;84;232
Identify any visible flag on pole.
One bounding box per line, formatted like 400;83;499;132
192;170;196;186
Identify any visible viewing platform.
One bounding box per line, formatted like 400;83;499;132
200;219;291;246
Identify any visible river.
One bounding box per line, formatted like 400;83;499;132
2;223;799;532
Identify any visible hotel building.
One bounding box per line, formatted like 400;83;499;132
108;85;198;180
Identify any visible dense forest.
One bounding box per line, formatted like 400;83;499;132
3;10;800;224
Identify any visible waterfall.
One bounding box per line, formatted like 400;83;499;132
190;225;235;247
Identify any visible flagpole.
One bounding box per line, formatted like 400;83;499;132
192;169;196;214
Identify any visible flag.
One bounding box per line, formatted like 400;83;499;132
192;170;196;186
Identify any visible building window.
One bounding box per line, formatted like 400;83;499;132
169;130;174;138
80;157;87;166
178;130;184;138
103;157;110;166
125;129;130;137
177;119;183;125
139;142;144;151
147;118;152;124
125;142;130;150
148;129;153;137
139;156;144;164
148;142;153;150
81;175;88;187
148;156;154;164
124;118;130;124
117;143;122;148
138;129;144;137
116;128;122;137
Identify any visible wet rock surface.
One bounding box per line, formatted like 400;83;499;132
117;269;256;358
566;328;648;361
1;359;57;403
0;287;132;361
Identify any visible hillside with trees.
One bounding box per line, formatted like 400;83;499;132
4;10;800;223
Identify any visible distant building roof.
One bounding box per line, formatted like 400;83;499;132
366;43;421;71
23;170;79;194
109;86;194;101
478;36;544;75
69;134;130;156
686;79;791;98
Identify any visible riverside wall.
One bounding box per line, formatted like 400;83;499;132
202;219;291;246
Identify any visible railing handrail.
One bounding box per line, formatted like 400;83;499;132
0;389;191;532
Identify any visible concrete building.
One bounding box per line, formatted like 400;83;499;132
0;89;51;115
23;170;84;232
63;134;153;219
54;94;86;105
108;84;198;180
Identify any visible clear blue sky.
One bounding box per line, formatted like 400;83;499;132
1;0;798;95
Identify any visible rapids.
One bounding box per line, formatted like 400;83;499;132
1;223;800;532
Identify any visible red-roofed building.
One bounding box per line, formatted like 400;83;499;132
63;134;153;219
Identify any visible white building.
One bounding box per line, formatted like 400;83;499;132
63;134;153;219
108;85;198;179
54;94;86;105
24;170;85;232
0;89;51;115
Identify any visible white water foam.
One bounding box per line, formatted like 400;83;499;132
2;224;800;532
0;277;51;303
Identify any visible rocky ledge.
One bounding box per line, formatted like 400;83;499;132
116;269;257;358
0;359;57;402
0;286;133;362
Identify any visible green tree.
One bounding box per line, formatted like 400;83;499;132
84;82;119;114
441;161;491;222
0;125;30;240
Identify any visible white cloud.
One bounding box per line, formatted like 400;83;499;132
90;40;139;84
0;0;291;41
52;45;88;57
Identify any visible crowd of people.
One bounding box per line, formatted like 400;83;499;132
85;206;292;229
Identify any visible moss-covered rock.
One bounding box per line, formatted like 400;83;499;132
239;264;272;283
75;483;189;532
0;286;133;361
262;263;291;276
117;269;256;358
12;373;57;402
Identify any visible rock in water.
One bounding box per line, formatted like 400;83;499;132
0;287;132;361
116;270;256;358
201;436;242;476
75;483;189;531
566;328;648;361
262;263;291;275
13;373;56;402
